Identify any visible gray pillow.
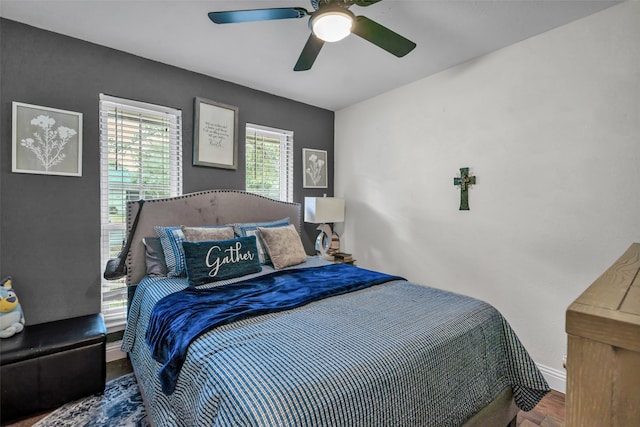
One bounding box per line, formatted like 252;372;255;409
180;225;234;242
232;218;290;264
143;237;168;276
257;225;307;270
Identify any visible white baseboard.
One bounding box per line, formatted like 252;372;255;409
106;340;127;363
537;363;566;394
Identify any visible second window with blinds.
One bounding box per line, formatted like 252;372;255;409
245;124;293;203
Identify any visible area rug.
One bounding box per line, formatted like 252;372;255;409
33;373;148;427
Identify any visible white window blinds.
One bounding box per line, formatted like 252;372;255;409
99;94;182;330
245;124;293;202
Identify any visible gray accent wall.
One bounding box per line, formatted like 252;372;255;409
0;19;335;326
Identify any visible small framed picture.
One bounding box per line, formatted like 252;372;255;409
193;97;238;170
12;102;83;177
303;148;328;188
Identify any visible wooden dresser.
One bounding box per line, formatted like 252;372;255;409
566;243;640;426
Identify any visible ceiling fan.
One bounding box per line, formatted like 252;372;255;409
208;0;416;71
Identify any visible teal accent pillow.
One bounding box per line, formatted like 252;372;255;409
232;218;290;264
155;225;234;277
182;236;262;286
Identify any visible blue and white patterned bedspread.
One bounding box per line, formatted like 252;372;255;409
122;258;549;426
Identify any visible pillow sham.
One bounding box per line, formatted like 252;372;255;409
142;237;168;277
182;236;261;286
181;225;236;243
257;224;307;270
155;225;234;277
232;218;290;264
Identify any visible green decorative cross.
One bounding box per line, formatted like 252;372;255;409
453;167;476;211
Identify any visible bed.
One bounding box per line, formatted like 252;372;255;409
121;189;549;427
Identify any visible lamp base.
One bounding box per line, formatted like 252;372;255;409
315;224;340;259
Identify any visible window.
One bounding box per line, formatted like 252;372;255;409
99;94;182;330
245;124;293;202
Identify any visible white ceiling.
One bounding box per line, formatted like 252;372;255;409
0;0;619;111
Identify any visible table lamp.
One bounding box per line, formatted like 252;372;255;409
304;197;345;259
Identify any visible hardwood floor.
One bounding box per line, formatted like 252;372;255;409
105;356;134;382
517;390;566;427
4;358;565;427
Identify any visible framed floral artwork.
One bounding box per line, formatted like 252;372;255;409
12;102;83;177
303;148;328;188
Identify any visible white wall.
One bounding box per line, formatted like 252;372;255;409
335;1;640;393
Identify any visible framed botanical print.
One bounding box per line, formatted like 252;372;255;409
12;102;83;177
303;148;328;188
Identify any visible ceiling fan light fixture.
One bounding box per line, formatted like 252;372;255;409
311;8;354;42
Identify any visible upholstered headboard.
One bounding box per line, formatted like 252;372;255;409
125;189;302;286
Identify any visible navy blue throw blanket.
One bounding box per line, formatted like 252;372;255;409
146;263;403;394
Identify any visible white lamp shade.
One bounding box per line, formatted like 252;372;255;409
304;197;345;223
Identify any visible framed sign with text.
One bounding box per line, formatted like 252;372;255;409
193;97;238;169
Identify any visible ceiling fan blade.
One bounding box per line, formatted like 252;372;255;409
353;0;384;6
208;7;309;24
294;34;325;71
351;15;416;57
